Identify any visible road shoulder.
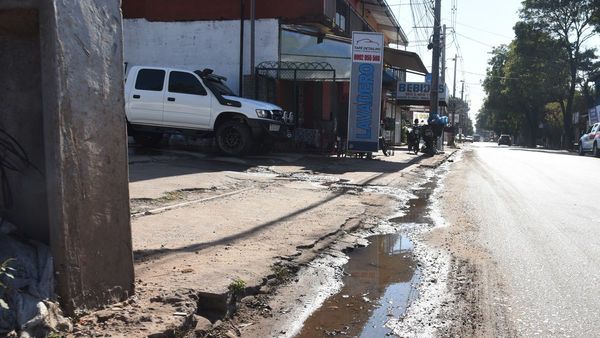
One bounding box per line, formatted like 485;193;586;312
70;149;454;337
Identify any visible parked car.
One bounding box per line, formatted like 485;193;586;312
579;123;600;157
498;134;512;146
473;134;481;142
124;66;294;155
465;135;474;143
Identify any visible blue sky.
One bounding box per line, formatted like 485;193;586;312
388;0;523;120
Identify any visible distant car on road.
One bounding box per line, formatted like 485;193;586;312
473;134;481;142
465;136;474;142
498;134;512;146
579;123;600;156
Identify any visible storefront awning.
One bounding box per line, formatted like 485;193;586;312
280;28;429;80
384;47;428;74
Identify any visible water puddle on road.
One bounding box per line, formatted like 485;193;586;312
295;233;418;338
294;177;438;338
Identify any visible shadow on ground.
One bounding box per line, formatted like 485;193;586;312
507;147;576;157
128;143;433;183
131;153;428;263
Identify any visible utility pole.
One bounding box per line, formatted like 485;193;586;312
441;25;447;88
239;0;244;97
429;0;442;119
439;24;447;151
449;54;457;146
250;0;256;98
460;80;465;137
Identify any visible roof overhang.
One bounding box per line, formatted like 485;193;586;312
384;47;428;74
362;0;409;46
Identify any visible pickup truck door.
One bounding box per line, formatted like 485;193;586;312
127;68;166;125
163;71;212;129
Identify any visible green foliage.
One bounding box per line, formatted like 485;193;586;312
520;0;598;146
0;258;15;310
272;265;291;283
480;0;600;147
228;278;246;294
479;20;580;147
448;96;473;135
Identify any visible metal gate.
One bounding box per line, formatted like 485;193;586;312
254;61;337;127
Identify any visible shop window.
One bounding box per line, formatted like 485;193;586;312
335;0;348;32
335;12;346;32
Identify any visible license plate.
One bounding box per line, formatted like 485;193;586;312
269;124;280;132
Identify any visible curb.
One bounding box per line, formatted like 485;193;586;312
418;149;458;169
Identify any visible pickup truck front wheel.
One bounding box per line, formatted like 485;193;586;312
216;121;253;156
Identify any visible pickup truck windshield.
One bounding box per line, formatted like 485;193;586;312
204;78;235;97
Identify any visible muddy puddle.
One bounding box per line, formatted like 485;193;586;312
295;233;419;337
293;177;438;337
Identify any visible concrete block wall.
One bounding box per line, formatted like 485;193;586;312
123;18;280;95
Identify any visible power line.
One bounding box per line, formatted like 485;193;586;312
455;32;496;48
462;70;519;80
455;21;513;39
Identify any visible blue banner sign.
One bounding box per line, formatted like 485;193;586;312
347;32;384;153
397;82;447;102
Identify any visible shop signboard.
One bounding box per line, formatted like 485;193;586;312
347;32;384;152
397;82;448;103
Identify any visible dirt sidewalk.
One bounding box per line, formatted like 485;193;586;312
71;147;454;337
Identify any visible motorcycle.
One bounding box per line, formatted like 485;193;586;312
407;126;421;155
421;124;436;156
378;136;390;156
421;114;448;156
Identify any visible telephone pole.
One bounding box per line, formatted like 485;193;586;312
239;0;244;96
438;24;447;151
429;0;442;120
449;54;457;146
249;0;256;98
460;80;465;136
441;25;447;88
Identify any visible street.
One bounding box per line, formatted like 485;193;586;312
439;143;600;336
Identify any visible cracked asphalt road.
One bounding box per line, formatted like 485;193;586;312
444;143;600;336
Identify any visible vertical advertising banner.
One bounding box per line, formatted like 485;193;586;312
347;32;384;152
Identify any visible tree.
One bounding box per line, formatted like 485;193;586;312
521;0;597;148
479;46;522;137
503;22;569;147
447;96;471;135
478;23;570;147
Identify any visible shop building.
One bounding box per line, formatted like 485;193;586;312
121;0;427;149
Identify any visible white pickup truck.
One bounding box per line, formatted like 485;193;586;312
124;66;293;155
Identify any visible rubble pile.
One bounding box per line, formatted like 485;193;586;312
0;219;71;338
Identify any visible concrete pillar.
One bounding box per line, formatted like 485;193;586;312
0;0;134;314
